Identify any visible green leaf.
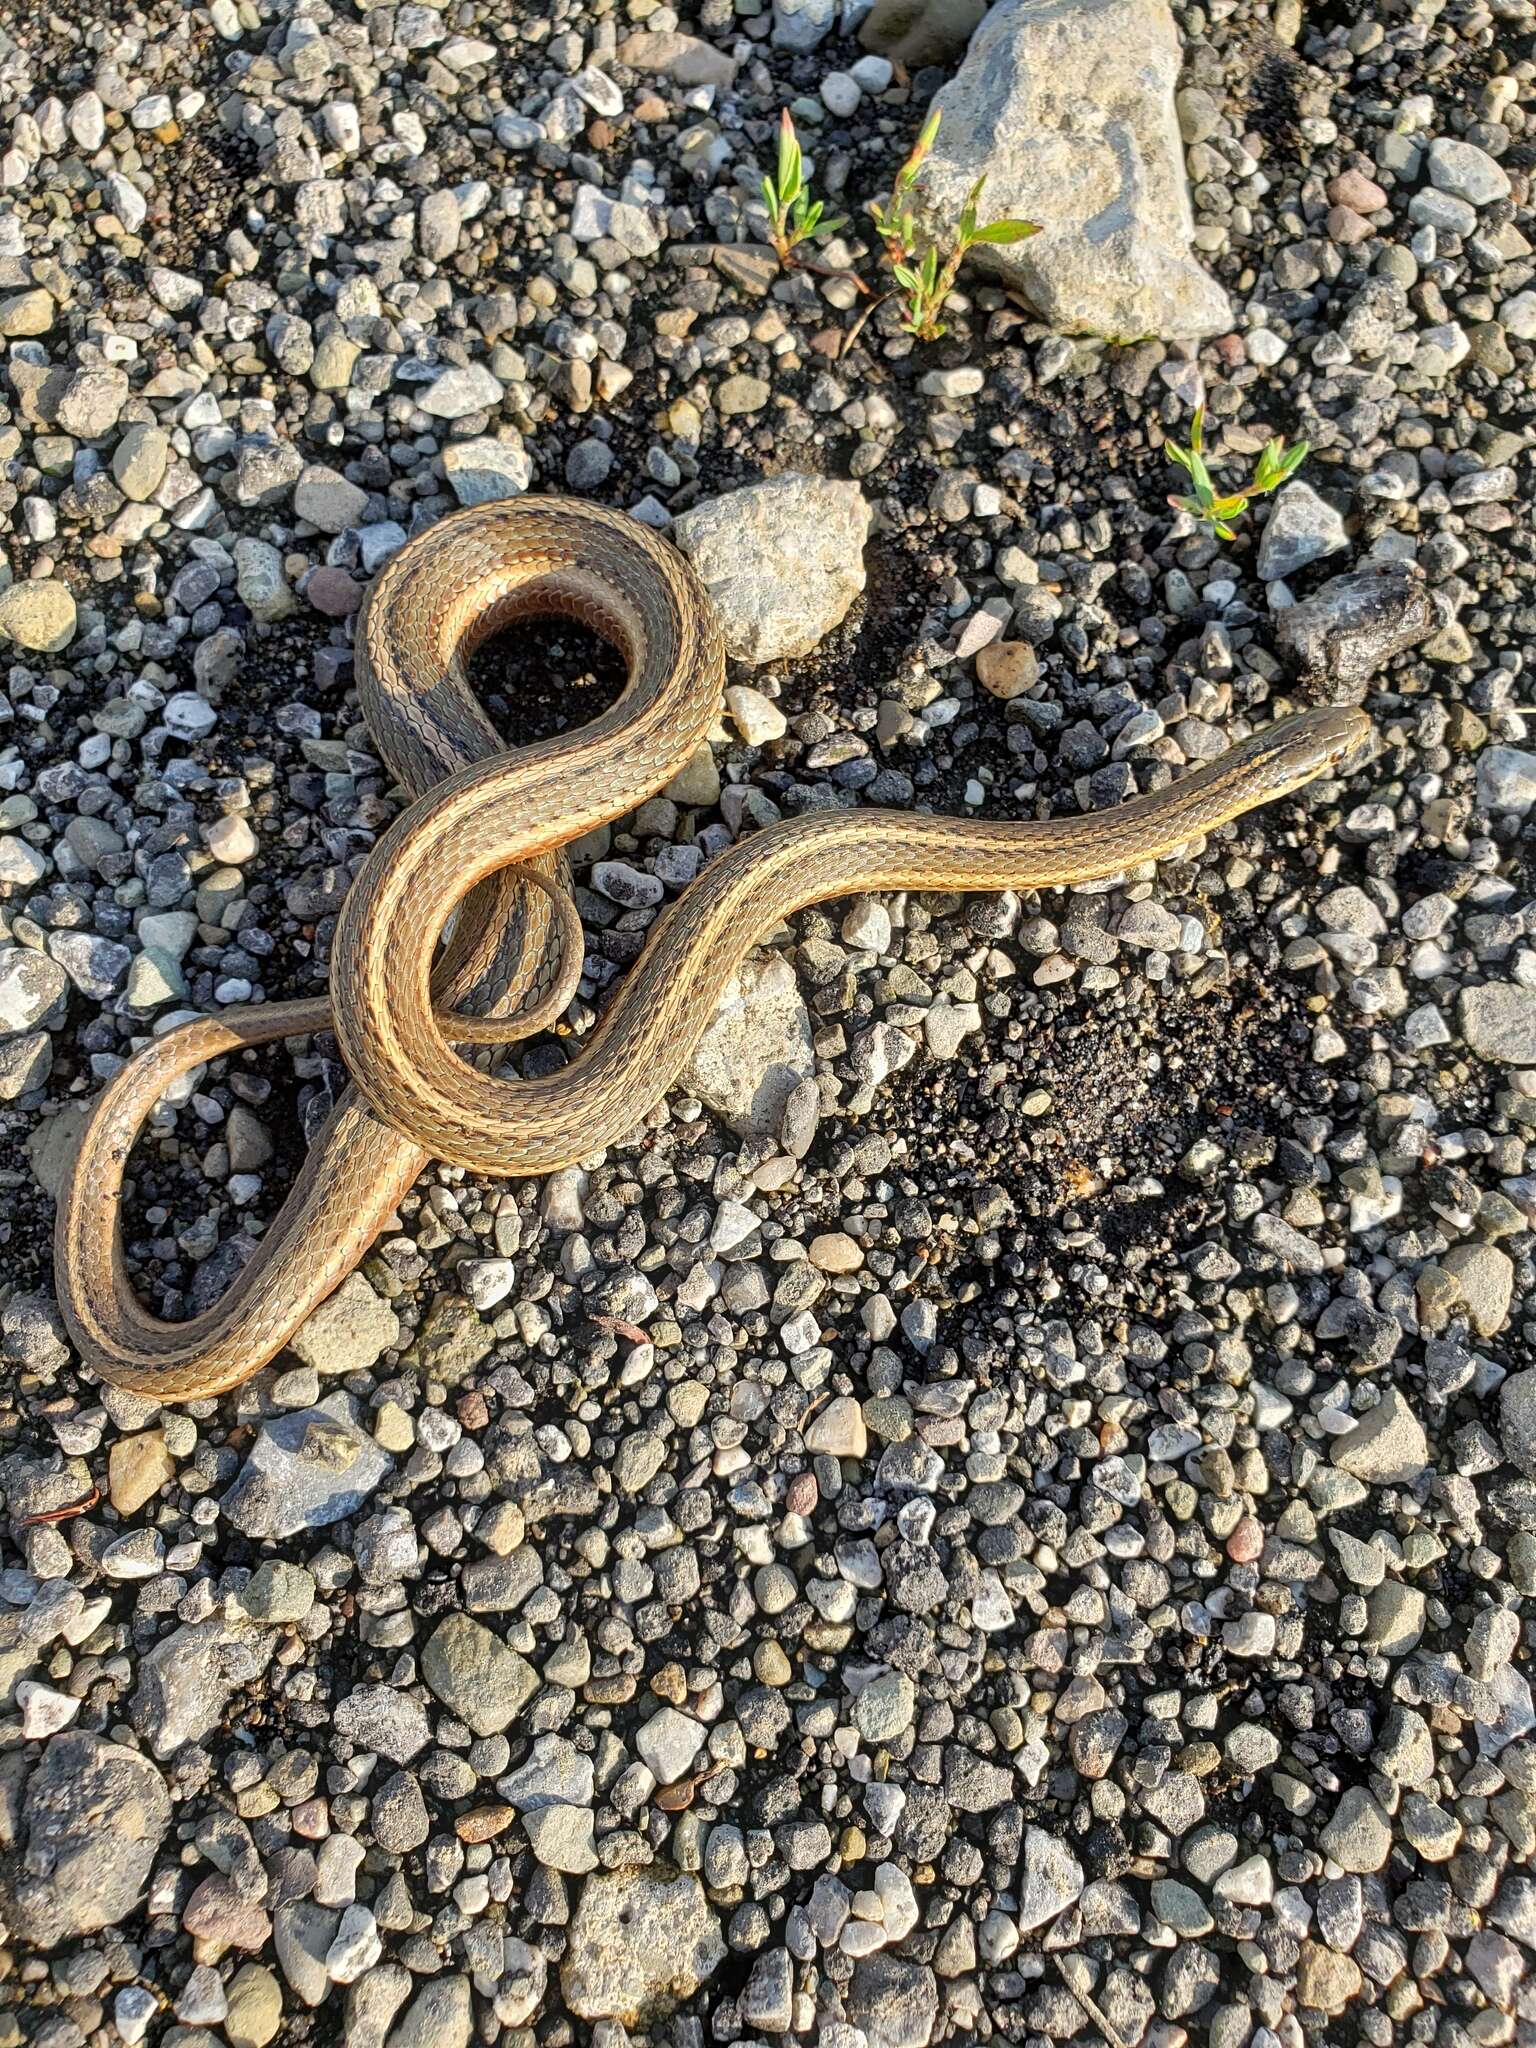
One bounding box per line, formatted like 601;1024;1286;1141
1186;447;1216;501
895;107;941;198
892;264;920;290
921;246;940;291
1213;519;1238;541
1253;435;1284;483
760;175;779;217
1209;492;1248;520
777;110;801;206
958;174;987;243
818;213;847;239
1279;439;1309;480
968;217;1039;245
1166;442;1195;476
1189;403;1206;456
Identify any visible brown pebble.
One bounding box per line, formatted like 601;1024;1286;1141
182;1873;272;1953
1327;168;1387;212
587;118;617;150
634;94;668;122
975;641;1039;700
306;566;361;617
456;1804;517;1843
785;1470;818;1515
1326;204;1373;247
456;1390;489;1431
1226;1516;1264;1563
651;1661;688;1705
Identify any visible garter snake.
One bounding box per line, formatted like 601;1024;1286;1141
53;498;1369;1400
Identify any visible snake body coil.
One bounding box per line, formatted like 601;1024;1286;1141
53;498;1369;1401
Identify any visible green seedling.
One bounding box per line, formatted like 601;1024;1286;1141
760;108;846;268
869;111;1037;342
1166;404;1310;540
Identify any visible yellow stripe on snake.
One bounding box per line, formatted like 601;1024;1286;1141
53;498;1370;1401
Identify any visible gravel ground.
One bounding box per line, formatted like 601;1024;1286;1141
1;0;1535;2044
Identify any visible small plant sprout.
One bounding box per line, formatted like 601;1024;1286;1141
868;108;941;266
760;109;845;269
1165;405;1310;541
868;111;1038;342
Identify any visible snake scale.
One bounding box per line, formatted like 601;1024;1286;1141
53;497;1370;1401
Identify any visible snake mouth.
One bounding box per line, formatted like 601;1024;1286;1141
1265;704;1373;791
1322;706;1373;769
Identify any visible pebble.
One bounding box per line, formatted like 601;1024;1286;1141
221;1396;393;1539
0;579;76;652
421;1614;538;1736
1256;481;1350;580
1427;136;1511;206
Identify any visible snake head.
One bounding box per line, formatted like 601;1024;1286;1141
1243;706;1372;800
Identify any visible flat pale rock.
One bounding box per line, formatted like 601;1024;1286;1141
1442;1242;1514;1337
1460;982;1536;1064
108;1431;175;1515
615;29;737;83
288;1271;401;1376
1018;1824;1085;1930
1330;1387;1429;1485
0;579;76;652
681;952;814;1139
562;1865;725;2022
670;473;871;665
441;435;534;505
421;1613;538;1735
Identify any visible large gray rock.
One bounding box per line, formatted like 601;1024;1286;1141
0;1732;170;1946
1501;1371;1536;1479
847;1956;941;2048
1460;983;1536;1065
131;1615;277;1758
1256;481;1349;582
562;1865;725;2022
771;0;836;50
680;953;814;1139
220;1392;392;1539
1275;565;1441;697
670;474;871;665
906;0;1231;341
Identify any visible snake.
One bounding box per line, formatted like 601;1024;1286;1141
52;497;1371;1402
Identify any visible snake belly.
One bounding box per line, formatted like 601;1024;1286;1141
53;497;1369;1401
